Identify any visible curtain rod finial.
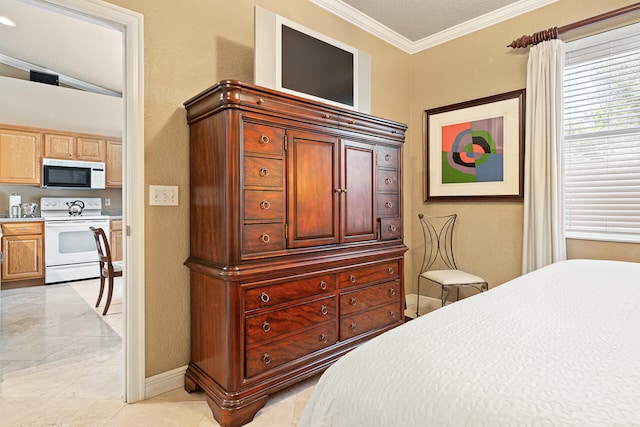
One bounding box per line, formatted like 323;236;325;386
508;27;559;49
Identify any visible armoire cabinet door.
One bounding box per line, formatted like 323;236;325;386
288;131;339;248
341;140;376;243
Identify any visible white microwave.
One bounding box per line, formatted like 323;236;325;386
42;158;106;189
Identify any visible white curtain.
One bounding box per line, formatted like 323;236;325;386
522;39;567;274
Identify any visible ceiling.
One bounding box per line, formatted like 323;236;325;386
0;0;557;96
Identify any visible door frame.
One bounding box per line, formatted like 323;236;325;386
39;0;146;402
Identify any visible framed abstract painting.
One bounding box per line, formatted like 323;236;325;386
423;89;525;201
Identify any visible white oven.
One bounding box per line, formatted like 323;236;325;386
41;197;110;284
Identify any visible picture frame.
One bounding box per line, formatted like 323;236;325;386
424;89;525;201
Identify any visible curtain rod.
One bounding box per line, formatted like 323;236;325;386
507;2;640;48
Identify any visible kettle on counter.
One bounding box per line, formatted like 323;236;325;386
66;200;85;216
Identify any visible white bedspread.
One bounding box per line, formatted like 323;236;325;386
299;260;640;426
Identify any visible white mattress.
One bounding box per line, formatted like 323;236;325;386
299;260;640;426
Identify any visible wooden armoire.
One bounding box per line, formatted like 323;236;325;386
184;80;407;427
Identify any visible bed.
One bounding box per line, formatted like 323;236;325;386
299;259;640;426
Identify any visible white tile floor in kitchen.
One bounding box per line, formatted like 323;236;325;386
0;279;319;426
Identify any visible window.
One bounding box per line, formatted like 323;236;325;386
563;23;640;243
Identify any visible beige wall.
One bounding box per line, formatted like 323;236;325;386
105;0;410;376
102;0;639;377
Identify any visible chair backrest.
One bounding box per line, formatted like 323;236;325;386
90;226;113;266
417;213;459;273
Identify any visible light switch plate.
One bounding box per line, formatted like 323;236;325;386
149;185;178;206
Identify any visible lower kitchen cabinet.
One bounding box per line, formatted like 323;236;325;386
110;219;123;262
1;222;44;284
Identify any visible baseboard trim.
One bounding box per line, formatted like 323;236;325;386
145;364;188;399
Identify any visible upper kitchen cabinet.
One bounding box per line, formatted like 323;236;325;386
0;126;42;185
105;139;122;188
44;133;105;162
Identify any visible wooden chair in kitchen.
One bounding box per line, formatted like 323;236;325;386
416;213;488;316
90;226;123;315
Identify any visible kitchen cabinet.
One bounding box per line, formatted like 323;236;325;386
44;133;105;161
183;80;407;427
1;222;44;283
110;218;123;262
0;127;42;185
105;139;122;188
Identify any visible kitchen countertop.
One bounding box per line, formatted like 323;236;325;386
0;217;45;223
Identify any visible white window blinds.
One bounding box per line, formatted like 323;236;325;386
564;23;640;243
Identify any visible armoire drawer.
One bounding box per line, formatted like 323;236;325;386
339;301;402;341
377;145;399;169
244;190;285;221
377;169;398;192
245;296;336;344
242;223;285;255
338;260;400;289
244;156;283;188
244;273;336;311
243;122;284;156
245;322;337;377
340;280;401;316
377;194;399;218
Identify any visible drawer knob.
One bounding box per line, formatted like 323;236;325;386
349;275;356;284
260;200;271;210
320;333;328;343
260;292;270;303
349;297;357;306
389;310;397;319
349;119;355;124
259;167;270;177
257;98;265;104
320;305;328;315
262;321;271;333
385;153;392;162
385;178;392;185
349;322;357;333
388;224;397;232
260;233;271;244
262;352;271;365
260;134;270;144
385;201;393;208
389;287;396;296
388;267;395;274
319;280;327;290
323;113;330;119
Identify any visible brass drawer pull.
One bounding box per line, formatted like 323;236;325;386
260;292;270;303
320;305;328;315
260;200;271;210
260;233;271;244
320;333;328;343
349;274;356;284
389;310;397;319
259;167;270;177
262;352;271;365
385;201;393;208
260;134;270;144
389;287;396;296
388;224;397;232
388;267;395;274
262;321;271;333
385;154;392;161
385;178;392;185
319;280;327;290
323;113;330;119
257;98;265;104
349;297;357;306
349;323;357;333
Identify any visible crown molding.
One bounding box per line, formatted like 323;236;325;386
309;0;559;54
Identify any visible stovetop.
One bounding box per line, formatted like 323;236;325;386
40;197;108;220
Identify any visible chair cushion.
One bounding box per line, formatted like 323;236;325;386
103;261;124;274
420;269;485;286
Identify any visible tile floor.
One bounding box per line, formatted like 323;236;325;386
0;279;319;426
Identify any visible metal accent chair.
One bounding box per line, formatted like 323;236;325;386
416;213;488;316
90;226;123;315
